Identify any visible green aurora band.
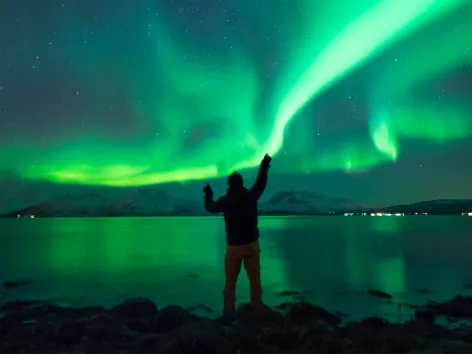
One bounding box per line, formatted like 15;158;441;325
3;0;472;186
368;5;472;154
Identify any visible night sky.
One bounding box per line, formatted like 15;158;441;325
1;0;472;206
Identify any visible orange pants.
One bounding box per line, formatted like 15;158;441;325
223;240;262;317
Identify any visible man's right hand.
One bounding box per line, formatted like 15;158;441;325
262;153;272;167
203;183;213;195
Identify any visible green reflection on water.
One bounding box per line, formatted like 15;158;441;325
1;216;471;321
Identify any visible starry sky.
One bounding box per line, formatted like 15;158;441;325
0;0;471;205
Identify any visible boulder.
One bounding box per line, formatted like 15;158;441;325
259;327;303;351
155;306;201;333
284;301;341;326
161;321;235;354
426;296;472;318
83;313;132;343
110;297;158;319
236;303;284;327
367;289;393;299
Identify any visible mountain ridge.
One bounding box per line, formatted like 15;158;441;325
365;198;472;215
2;188;370;217
2;186;471;218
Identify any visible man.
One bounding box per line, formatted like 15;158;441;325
203;153;272;320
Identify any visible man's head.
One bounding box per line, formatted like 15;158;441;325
227;171;243;189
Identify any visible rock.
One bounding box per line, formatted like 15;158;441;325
109;297;158;334
277;290;301;296
403;320;450;339
84;313;132;343
0;303;61;337
340;323;386;352
386;333;429;353
285;301;341;326
309;319;336;336
236;303;284;326
274;302;291;310
342;318;437;353
53;319;87;344
215;316;236;327
259;327;302;350
416;288;434;294
415;310;436;323
307;334;346;354
455;328;472;344
155;306;201;333
339;320;371;339
138;334;161;351
360;316;390;328
110;297;158;319
0;300;42;311
425;296;472;318
231;324;268;354
3;280;30;288
333;310;348;318
162;321;235;354
2;321;38;342
195;304;214;313
125;318;152;333
399;302;421;310
1;296;472;353
70;305;105;318
367;289;393;299
259;323;336;351
294;295;307;301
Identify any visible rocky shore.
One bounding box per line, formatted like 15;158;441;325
1;295;472;353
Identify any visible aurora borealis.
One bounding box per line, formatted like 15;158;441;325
1;0;471;203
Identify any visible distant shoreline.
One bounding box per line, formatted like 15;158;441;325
1;212;470;218
3;192;471;219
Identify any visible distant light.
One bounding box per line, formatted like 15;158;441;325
30;215;35;219
468;212;472;216
17;214;20;218
371;213;375;216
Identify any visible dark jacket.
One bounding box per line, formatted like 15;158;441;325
204;162;269;246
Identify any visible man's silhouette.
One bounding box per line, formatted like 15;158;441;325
203;153;272;320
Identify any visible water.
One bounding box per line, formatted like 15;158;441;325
1;216;472;321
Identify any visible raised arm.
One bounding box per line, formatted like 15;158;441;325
250;153;272;200
203;183;225;213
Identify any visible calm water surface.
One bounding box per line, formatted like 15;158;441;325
1;216;472;321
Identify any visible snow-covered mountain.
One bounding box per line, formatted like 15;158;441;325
372;199;472;215
260;191;367;214
3;188;366;217
4;187;206;217
0;181;63;215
